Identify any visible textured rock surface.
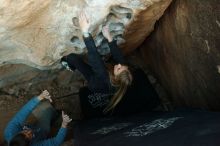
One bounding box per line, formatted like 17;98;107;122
0;1;173;142
0;0;171;69
140;0;220;110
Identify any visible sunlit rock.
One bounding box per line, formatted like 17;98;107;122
0;0;171;69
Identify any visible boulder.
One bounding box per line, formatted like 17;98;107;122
0;0;171;69
140;0;220;110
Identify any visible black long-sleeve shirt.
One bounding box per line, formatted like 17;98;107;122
83;35;117;93
83;35;127;93
79;35;160;119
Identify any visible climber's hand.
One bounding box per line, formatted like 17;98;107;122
102;25;113;42
79;11;90;33
38;90;52;102
61;111;72;128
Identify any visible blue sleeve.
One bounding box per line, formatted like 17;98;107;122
83;34;109;80
108;39;126;64
32;128;67;146
4;97;40;142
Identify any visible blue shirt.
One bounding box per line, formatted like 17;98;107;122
4;97;67;146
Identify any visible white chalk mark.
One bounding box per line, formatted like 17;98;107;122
124;117;183;137
216;20;220;28
91;123;132;135
56;1;62;8
217;65;220;74
204;40;210;54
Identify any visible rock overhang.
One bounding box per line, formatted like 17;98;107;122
0;0;172;69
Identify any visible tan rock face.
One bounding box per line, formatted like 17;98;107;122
0;0;171;69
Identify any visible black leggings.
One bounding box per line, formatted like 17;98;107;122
63;52;112;94
64;53;93;82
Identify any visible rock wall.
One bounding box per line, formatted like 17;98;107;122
0;1;173;141
0;0;171;69
140;0;220;110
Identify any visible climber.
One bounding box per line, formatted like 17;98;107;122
4;90;72;146
61;11;161;118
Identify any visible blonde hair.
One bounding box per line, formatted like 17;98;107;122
104;66;132;113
